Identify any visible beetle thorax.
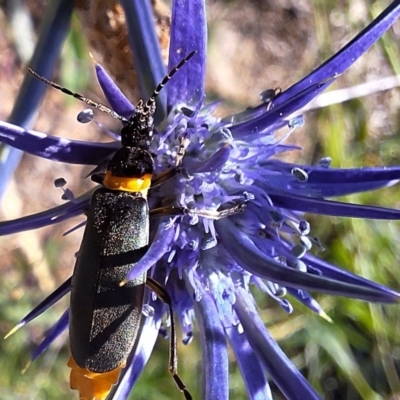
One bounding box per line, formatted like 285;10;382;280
107;147;154;178
103;147;154;193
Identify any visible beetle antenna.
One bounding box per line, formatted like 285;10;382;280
144;51;196;114
28;68;128;123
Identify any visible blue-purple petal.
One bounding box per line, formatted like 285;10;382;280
286;288;327;317
274;1;400;107
0;191;91;235
0;0;73;198
231;79;334;136
225;324;272;400
267;190;400;219
167;0;207;108
31;309;69;361
125;222;175;281
120;0;167;122
95;63;134;119
8;278;70;334
265;161;400;197
304;254;400;298
0;120;118;164
235;288;322;400
217;218;400;303
231;1;400;137
186;271;229;400
187;145;232;173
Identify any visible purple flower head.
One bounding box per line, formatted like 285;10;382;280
2;1;400;399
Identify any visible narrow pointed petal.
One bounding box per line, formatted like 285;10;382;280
125;222;175;282
167;0;207;108
304;254;400;298
4;278;71;339
268;190;400;219
265;161;400;197
274;1;400;108
186;271;229;400
225;325;272;400
31;309;69;361
11;0;73;127
231;79;333;136
120;0;166;122
188;145;232;173
251;277;293;314
0;120;118;164
286;288;332;322
0;191;91;235
0;0;73;198
307;178;399;197
95;62;134;119
217;219;400;303
235;288;322;400
231;2;400;137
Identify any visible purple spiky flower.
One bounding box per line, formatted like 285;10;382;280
2;1;400;399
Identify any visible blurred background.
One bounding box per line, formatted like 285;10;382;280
0;0;400;399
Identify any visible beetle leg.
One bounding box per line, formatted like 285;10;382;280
151;137;190;187
150;202;246;220
146;278;193;400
